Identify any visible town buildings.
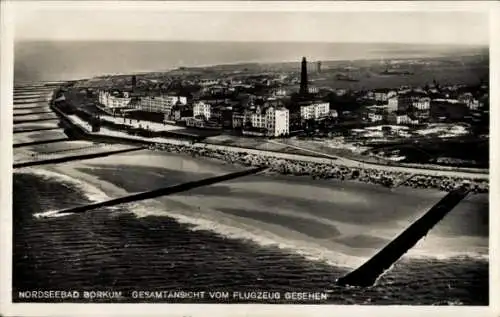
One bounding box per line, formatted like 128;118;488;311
458;92;480;110
242;103;289;137
299;102;330;121
373;89;397;102
97;90;131;111
137;95;187;114
387;91;430;113
98;89;187;116
91;57;487;139
266;107;290;137
193;101;211;120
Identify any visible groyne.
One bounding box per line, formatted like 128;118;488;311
13;100;50;105
13;146;144;169
12;105;52;111
13;127;61;134
13;111;54;116
49;166;267;215
336;186;472;287
13;118;59;124
13;138;69;148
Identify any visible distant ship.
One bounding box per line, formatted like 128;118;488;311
335;73;360;82
380;68;414;75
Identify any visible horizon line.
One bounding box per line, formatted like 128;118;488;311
14;52;490;83
13;39;489;47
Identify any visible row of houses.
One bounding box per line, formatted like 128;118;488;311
189;99;335;136
362;88;486;125
97;90;188;114
190;101;289;136
97;90;131;109
299;102;331;120
138;95;188;113
369;88;482;111
239;104;290;137
365;97;484;125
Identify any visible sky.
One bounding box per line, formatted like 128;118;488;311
12;2;490;45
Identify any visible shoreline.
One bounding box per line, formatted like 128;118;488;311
146;143;489;194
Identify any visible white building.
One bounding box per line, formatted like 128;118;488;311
329;109;339;118
300;102;330;120
248;107;266;129
232;112;244;128
412;96;431;110
368;113;384;122
199;79;219;87
244;105;289;137
458;93;480;110
388;94;430;112
98;90;131;109
266;107;289;137
374;89;397;102
335;89;347;96
308;87;319;94
193;101;211;120
468;99;480;110
396;114;418;125
136;95;187;114
387;96;399;112
98;90;109;105
272;88;289;97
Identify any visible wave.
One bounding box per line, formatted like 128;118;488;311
17;167;111;202
123;200;363;269
406;247;489;262
16;167;116;218
33;209;76;219
128;200;489;268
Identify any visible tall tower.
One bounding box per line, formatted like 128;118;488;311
317;61;322;74
299;57;308;96
131;75;137;90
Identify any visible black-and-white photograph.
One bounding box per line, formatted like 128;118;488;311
2;1;496;314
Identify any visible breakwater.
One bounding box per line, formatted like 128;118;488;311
13;127;61;134
14;100;50;105
13;117;59;124
13;146;144;169
14;111;54;116
13;138;70;148
148;143;489;194
12;105;52;111
336;186;472;287
50;166;267;215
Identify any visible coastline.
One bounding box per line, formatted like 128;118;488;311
147;143;489;194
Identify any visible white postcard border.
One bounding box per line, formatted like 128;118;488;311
1;1;498;317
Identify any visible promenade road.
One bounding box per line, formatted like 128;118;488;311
94;112;184;132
